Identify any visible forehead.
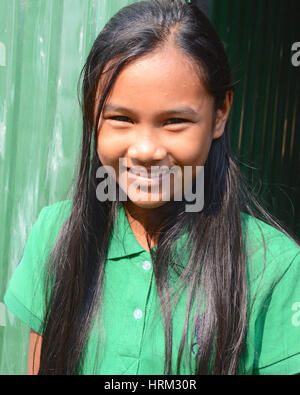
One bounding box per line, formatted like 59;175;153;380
98;45;211;112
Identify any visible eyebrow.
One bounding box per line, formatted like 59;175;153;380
102;104;199;117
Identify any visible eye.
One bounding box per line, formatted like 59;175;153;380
164;118;190;125
109;115;132;123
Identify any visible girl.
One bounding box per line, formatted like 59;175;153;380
4;0;300;375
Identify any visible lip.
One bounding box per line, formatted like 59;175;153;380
126;168;170;185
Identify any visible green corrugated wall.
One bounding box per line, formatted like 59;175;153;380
0;0;299;374
210;0;300;241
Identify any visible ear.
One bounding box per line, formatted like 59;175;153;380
212;90;233;140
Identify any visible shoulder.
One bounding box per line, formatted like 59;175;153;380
240;211;300;288
240;211;299;250
32;200;73;244
11;199;73;278
37;199;73;227
15;199;73;267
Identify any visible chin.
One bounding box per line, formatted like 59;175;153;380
127;198;169;209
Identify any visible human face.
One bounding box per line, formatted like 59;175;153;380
96;45;231;210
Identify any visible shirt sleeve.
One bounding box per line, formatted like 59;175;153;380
253;250;300;375
4;201;71;334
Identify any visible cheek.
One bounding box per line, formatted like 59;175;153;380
174;132;213;167
96;131;123;167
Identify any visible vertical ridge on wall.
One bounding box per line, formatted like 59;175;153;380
210;0;300;240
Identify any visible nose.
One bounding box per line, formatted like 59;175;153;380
128;131;167;164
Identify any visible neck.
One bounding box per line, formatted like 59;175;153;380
122;201;168;249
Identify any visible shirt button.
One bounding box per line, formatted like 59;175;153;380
133;308;143;320
142;260;151;271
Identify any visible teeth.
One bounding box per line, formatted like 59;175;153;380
128;167;170;178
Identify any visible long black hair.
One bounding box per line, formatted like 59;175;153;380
37;0;299;374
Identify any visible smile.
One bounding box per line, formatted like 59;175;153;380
126;167;171;185
127;167;171;179
127;166;170;178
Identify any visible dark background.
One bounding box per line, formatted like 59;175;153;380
200;0;300;240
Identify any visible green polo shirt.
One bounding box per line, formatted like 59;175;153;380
4;200;300;374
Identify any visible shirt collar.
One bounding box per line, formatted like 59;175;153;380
106;202;190;261
106;203;156;260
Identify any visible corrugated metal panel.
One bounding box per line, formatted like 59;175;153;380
210;0;300;240
0;0;138;374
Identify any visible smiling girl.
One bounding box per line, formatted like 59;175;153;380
4;0;300;375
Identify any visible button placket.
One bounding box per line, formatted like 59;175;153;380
117;253;153;372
